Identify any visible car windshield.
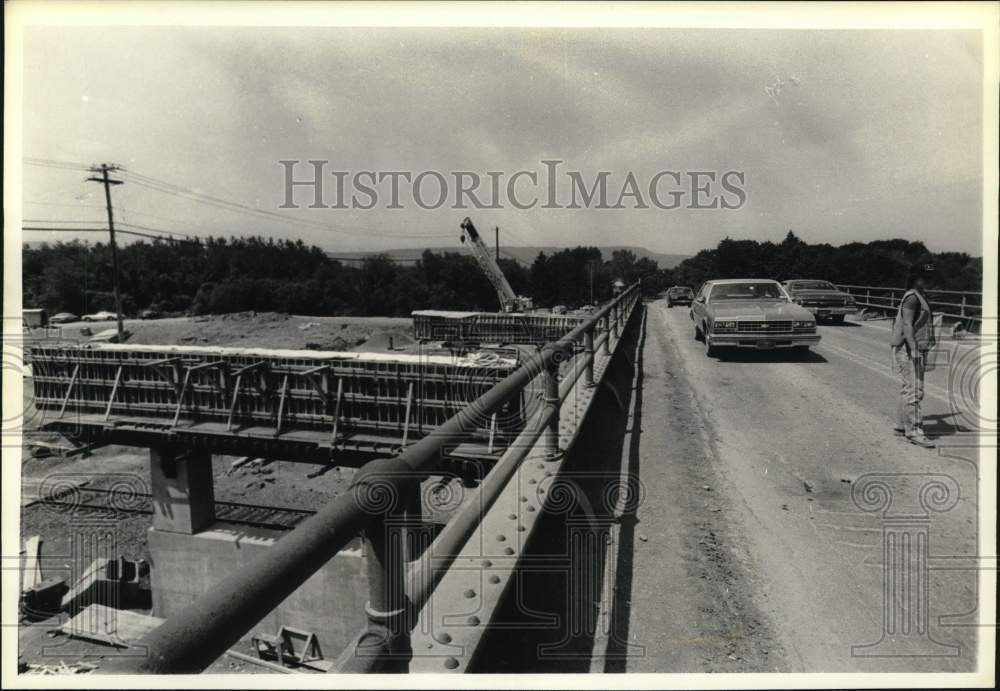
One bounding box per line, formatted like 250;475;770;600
790;281;835;291
710;283;785;301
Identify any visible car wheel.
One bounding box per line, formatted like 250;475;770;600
666;300;672;308
831;314;845;324
694;321;703;342
704;332;717;357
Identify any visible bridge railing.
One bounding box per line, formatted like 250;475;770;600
102;283;642;674
835;284;983;326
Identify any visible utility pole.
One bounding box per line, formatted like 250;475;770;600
588;260;597;306
87;163;125;341
495;226;500;262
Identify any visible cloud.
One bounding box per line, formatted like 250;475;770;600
20;27;984;256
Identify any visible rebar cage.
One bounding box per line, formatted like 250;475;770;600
30;344;525;451
412;310;586;344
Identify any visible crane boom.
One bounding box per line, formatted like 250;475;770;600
460;217;533;312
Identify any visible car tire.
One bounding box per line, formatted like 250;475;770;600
831;314;845;324
704;332;717;357
666;301;672;308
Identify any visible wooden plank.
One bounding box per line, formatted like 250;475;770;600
22;536;42;590
227;373;243;431
275;375;289;437
171;368;192;429
57;364;79;419
401;382;414;447
330;378;343;444
62;604;164;647
103;365;124;421
225;650;301;674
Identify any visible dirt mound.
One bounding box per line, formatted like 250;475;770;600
353;329;416;352
203;311;291;323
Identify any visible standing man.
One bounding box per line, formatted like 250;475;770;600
891;260;937;447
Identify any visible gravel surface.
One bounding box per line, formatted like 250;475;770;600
41;313;416;352
629;302;979;672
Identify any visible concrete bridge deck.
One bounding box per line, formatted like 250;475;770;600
611;302;983;673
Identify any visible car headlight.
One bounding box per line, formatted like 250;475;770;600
793;320;815;329
715;320;737;331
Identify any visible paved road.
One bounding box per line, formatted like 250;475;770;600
623;302;983;672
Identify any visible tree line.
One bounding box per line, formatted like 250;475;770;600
22;237;664;317
664;232;981;294
22;232;980;318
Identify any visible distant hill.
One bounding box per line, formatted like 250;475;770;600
330;246;690;268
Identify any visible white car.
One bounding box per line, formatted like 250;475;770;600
88;327;132;343
82;311;117;322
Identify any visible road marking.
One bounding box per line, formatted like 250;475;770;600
817;340;952;404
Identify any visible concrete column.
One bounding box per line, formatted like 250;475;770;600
583;328;595;387
149;447;216;534
542;363;562;460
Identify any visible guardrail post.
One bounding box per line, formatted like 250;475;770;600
583;327;595;388
349;503;411;672
961;295;966;318
542;359;562;460
600;315;610;356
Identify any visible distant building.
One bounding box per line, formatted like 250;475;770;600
23;308;48;328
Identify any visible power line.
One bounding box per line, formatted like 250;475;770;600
22;226;188;243
116;206;210;231
24;157;91;171
117;170;456;240
25;156;476;242
117;222;195;239
24;200;107;210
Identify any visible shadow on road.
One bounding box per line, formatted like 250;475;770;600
922;412;977;439
709;348;829;364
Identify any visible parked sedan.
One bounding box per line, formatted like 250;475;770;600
50;312;79;324
782;279;857;323
82;310;117;322
690;279;820;356
665;285;694;307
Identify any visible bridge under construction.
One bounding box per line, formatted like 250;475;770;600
25;286;644;673
17;282;988;675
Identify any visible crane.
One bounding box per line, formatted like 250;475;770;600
459;217;534;313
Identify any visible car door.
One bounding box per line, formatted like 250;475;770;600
690;283;708;321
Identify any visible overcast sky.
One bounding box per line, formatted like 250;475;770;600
21;27;984;256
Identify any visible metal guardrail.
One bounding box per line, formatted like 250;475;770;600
102;283;642;674
835;284;983;324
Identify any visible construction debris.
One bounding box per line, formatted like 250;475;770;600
251;625;332;671
62;604;164;647
23;660;98;675
21;535;43;589
61;557;148;614
20;577;68;621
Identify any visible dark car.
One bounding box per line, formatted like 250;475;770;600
666;285;695;307
50;312;79;324
782;280;857;323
